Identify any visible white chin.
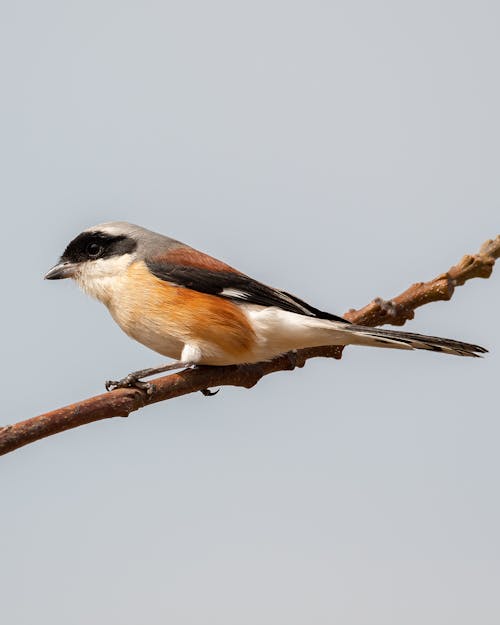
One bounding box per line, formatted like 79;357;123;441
75;254;133;302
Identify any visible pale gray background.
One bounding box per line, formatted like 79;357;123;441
1;1;499;624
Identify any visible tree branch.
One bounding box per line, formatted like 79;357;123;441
2;235;499;456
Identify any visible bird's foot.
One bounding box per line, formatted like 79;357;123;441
105;361;190;394
105;375;155;395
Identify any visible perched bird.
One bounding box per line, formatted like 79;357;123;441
45;222;486;390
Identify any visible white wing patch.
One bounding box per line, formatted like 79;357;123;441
220;288;251;299
221;287;313;315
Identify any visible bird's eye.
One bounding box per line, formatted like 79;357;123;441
86;242;104;258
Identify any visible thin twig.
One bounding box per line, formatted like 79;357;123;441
1;235;499;456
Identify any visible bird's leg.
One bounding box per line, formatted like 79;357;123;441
105;361;193;393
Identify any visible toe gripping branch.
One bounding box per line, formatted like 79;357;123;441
105;361;221;398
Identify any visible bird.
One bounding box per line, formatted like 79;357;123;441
45;221;487;391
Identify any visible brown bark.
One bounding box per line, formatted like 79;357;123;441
1;235;499;457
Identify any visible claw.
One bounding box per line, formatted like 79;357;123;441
200;388;220;397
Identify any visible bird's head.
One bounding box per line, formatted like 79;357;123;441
45;221;178;302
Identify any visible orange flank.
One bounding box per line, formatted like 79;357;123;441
112;261;256;362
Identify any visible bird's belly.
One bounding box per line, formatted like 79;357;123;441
105;270;258;365
117;312;186;359
110;307;253;365
127;322;186;360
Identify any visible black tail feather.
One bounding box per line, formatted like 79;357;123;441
346;324;487;358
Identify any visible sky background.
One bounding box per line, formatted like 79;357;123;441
1;1;499;624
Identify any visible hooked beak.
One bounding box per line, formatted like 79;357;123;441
44;261;78;280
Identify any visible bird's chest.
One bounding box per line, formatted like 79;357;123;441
106;279;186;359
100;261;257;364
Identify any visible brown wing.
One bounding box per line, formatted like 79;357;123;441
157;246;239;272
146;246;349;323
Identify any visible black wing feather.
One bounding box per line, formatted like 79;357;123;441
146;261;348;323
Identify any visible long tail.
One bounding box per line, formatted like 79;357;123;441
343;324;487;357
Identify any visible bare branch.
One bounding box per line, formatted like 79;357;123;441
1;235;498;457
343;235;500;326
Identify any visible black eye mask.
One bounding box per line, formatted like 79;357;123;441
61;231;137;263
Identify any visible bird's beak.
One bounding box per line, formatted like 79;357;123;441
44;261;77;280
